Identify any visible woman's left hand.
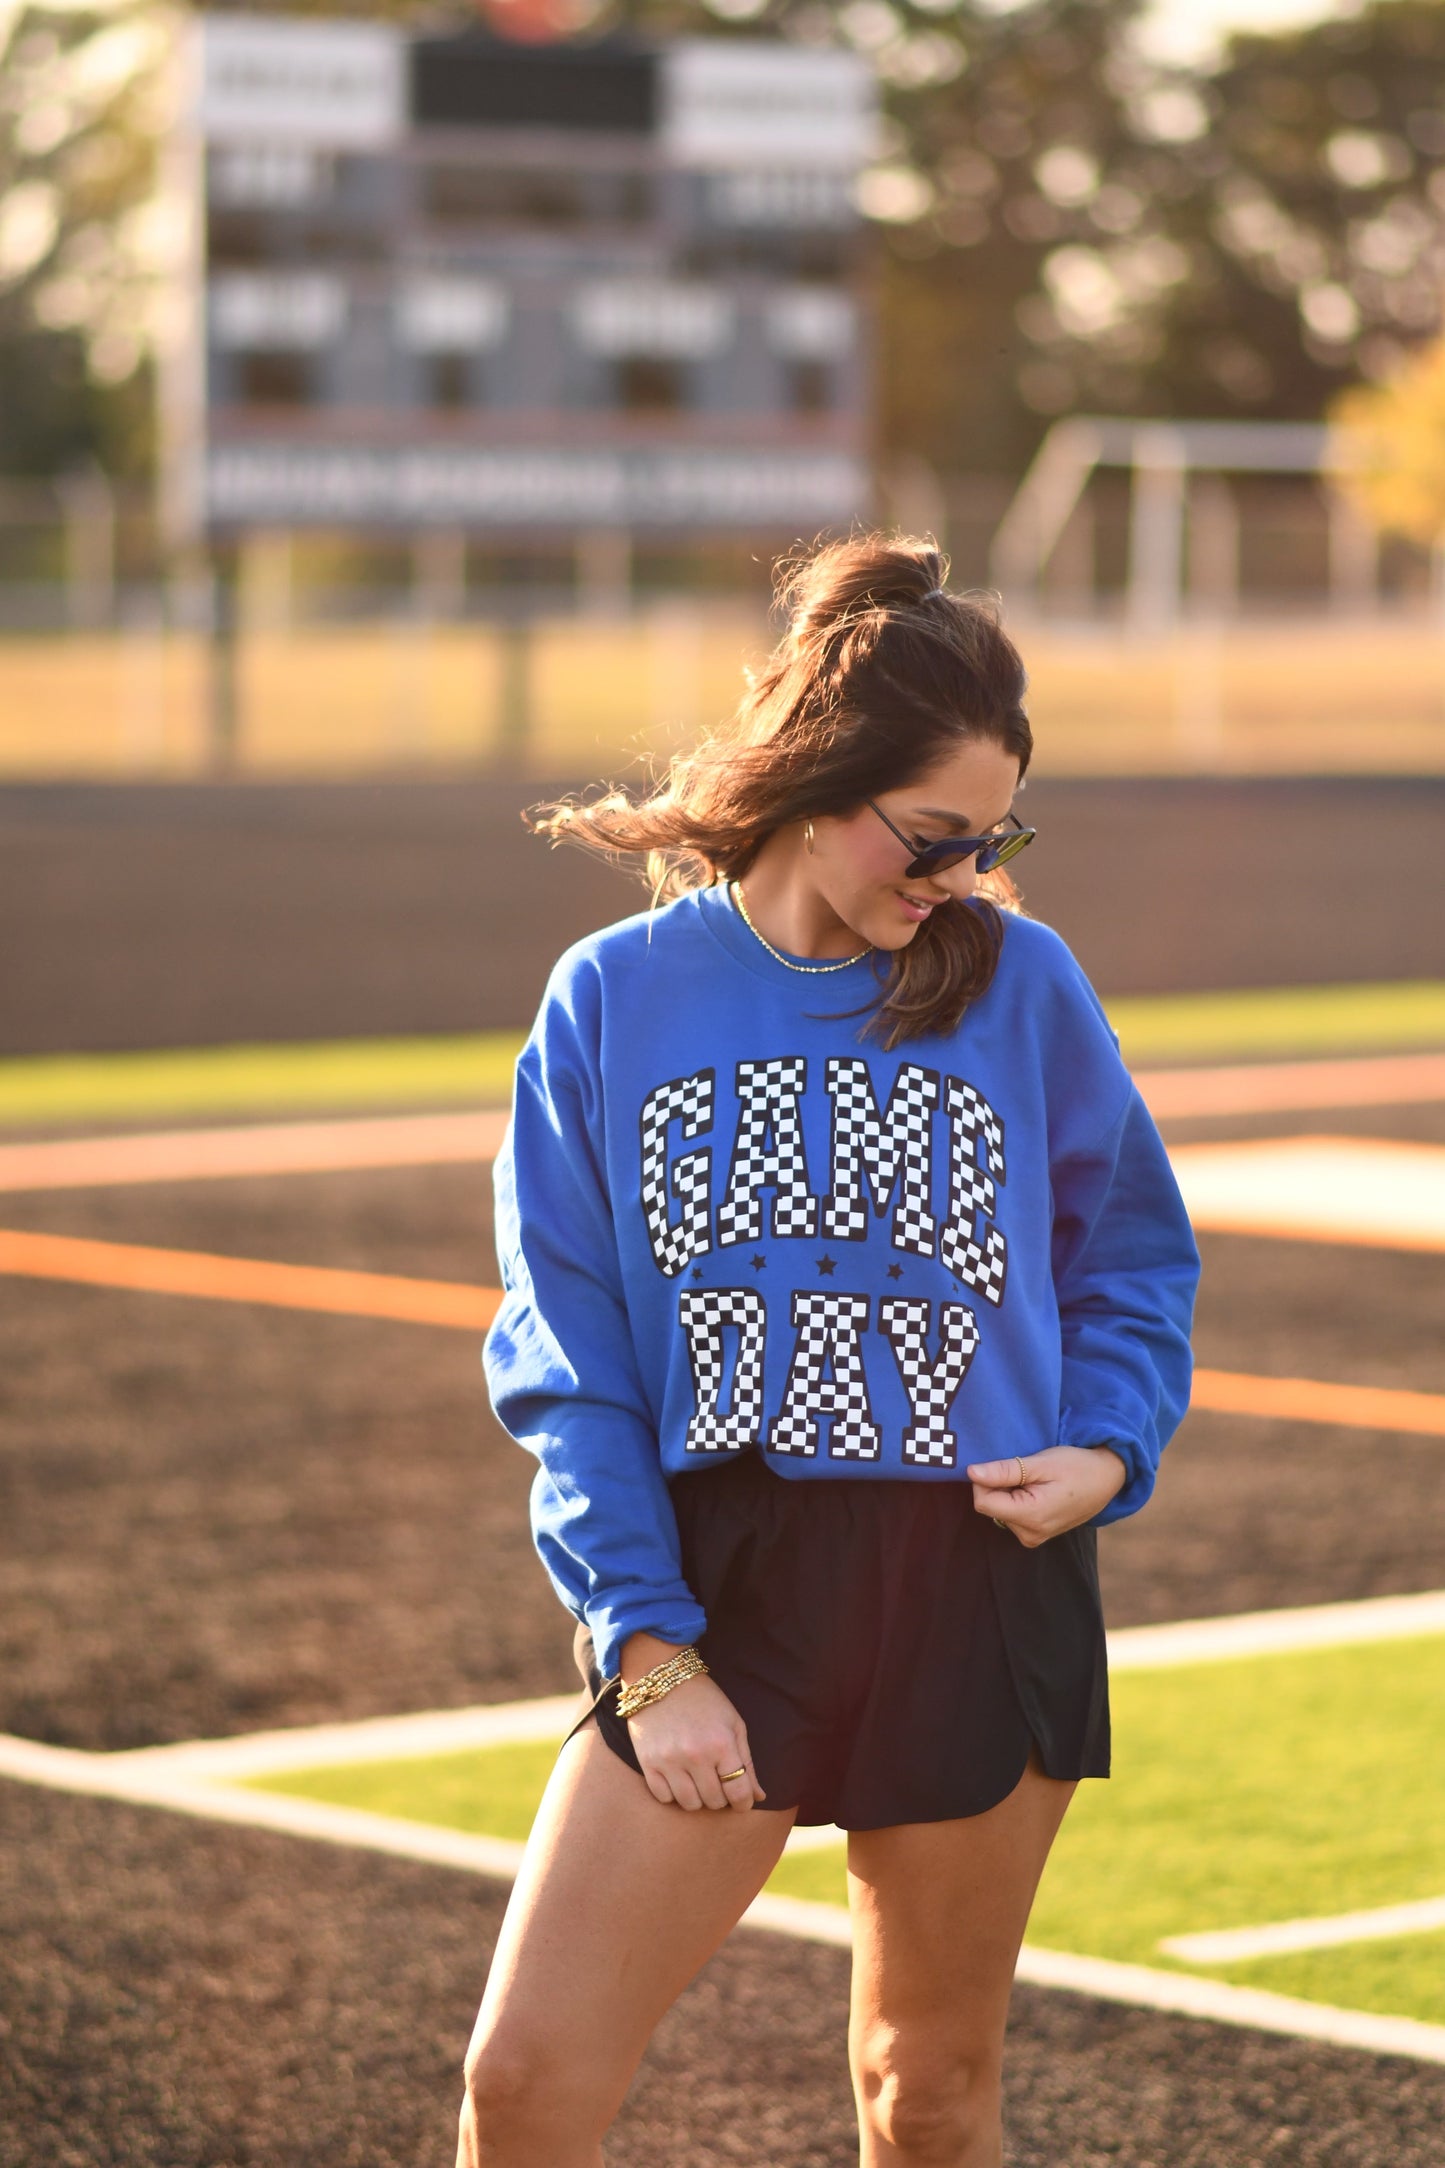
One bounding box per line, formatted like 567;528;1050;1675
968;1445;1128;1547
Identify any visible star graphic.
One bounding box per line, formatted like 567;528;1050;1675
815;1254;837;1277
691;1267;703;1281
751;1253;767;1271
886;1263;904;1280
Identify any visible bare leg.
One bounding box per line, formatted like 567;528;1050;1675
456;1722;796;2167
846;1750;1076;2167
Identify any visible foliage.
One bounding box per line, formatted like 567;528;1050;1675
8;0;1445;486
591;0;1445;467
1329;336;1445;545
1095;1;1445;431
0;0;181;473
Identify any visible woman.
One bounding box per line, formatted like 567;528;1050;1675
459;534;1199;2168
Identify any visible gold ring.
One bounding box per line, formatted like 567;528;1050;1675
718;1766;747;1783
1012;1456;1027;1489
992;1517;1007;1531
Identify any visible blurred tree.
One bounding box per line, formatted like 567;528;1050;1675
1059;0;1445;429
9;0;1445;486
0;0;180;475
1329;337;1445;546
601;0;1445;465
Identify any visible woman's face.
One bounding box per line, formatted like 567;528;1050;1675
808;737;1024;953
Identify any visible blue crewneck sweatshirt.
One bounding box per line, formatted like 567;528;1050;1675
484;885;1199;1682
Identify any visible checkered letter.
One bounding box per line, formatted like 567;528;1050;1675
820;1057;939;1255
879;1296;980;1468
938;1077;1008;1305
767;1289;880;1461
639;1069;715;1278
678;1287;767;1453
716;1056;818;1247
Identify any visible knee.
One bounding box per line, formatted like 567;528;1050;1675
461;2032;606;2156
853;2030;1001;2162
460;2038;533;2156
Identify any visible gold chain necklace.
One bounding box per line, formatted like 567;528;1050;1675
729;882;871;975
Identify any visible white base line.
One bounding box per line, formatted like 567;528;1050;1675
1105;1587;1445;1670
1;1731;1442;2069
103;1693;586;1782
1162;1895;1445;1966
1009;1947;1445;2067
2;1047;1443;1192
86;1586;1445;1794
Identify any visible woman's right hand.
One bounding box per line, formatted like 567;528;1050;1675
619;1637;765;1812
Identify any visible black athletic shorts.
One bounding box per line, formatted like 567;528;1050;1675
573;1448;1110;1830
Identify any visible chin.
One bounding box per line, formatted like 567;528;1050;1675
866;918;921;953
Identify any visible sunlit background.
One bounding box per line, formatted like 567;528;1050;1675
5;0;1445;776
2;5;1444;2165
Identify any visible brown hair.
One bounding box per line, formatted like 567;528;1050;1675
529;532;1033;1049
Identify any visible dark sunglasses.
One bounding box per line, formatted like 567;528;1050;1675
866;801;1036;880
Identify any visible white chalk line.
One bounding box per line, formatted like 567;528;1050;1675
1;1729;1442;2069
1162;1895;1445;1968
3;1587;1444;2065
3;1048;1444;1195
89;1588;1445;1789
1102;1586;1445;1670
1169;1134;1445;1250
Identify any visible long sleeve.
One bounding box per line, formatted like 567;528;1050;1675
483;998;707;1683
1050;1085;1200;1521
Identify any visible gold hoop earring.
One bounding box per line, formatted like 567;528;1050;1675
804;821;815;854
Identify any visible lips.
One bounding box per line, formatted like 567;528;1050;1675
897;893;934;923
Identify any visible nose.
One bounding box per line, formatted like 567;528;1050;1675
922;857;978;903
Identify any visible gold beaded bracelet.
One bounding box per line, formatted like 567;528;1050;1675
614;1645;709;1720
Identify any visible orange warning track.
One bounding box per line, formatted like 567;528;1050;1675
1;1048;1442;1200
0;1228;502;1332
1191;1366;1445;1439
3;1226;1443;1440
0;1110;510;1194
1137;1049;1445;1121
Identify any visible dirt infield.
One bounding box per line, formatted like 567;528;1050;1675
4;1145;1445;1754
4;1136;1445;2163
4;752;1445;2167
4;774;1444;1056
4;1782;1445;2168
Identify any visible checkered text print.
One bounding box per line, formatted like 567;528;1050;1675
639;1068;715;1278
717;1056;818;1247
820;1058;939;1256
767;1289;880;1461
938;1076;1008;1306
678;1286;767;1453
879;1296;980;1467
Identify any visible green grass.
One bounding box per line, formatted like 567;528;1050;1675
3;980;1442;1129
257;1736;559;1844
1220;1929;1445;2027
1106;979;1445;1066
254;1634;1445;2027
0;1032;525;1127
1025;1635;1445;1970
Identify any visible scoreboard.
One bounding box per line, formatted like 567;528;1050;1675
168;16;877;542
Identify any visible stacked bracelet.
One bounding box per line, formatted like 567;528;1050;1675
614;1645;709;1719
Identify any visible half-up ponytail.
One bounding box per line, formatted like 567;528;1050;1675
530;532;1033;1049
